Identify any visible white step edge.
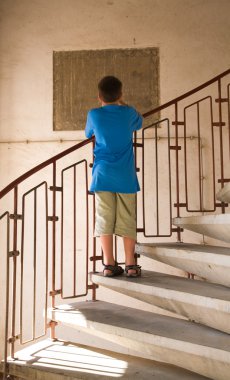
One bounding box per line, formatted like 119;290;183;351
216;184;230;203
173;214;230;243
2;339;210;380
136;242;230;287
91;270;230;334
48;300;230;380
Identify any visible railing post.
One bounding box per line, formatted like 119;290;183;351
51;162;57;339
217;79;226;214
10;186;19;358
91;140;97;301
174;103;182;241
3;212;10;380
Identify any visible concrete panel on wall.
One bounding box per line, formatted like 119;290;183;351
53;48;159;130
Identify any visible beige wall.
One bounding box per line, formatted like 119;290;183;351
0;0;230;361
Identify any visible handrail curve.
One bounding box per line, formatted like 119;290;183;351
0;68;229;201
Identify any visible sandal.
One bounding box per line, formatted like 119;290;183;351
125;264;141;278
103;262;124;277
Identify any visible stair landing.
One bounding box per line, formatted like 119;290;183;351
3;339;210;380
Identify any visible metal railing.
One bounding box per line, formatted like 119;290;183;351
0;69;230;379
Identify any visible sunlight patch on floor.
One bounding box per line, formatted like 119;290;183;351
13;339;128;378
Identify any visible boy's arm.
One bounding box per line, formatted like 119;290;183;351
85;111;94;138
118;99;143;130
131;108;143;131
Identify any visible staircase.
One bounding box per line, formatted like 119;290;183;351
1;69;230;380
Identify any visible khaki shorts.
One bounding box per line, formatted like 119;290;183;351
94;191;137;240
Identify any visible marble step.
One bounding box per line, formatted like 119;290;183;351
91;270;230;333
136;242;230;287
3;339;210;380
216;183;230;203
48;300;230;380
173;214;230;243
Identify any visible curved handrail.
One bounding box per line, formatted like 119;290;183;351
0;68;229;200
143;68;230;117
0;137;93;199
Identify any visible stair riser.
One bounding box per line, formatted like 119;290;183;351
57;322;230;380
178;224;230;243
98;284;230;334
173;214;230;244
137;248;230;287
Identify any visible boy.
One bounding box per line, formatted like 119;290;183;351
85;76;143;277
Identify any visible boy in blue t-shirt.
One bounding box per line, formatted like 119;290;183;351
85;76;143;277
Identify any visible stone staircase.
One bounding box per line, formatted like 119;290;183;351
46;185;230;380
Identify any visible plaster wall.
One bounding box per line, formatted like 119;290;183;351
0;0;230;361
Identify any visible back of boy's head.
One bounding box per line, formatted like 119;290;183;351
98;76;122;103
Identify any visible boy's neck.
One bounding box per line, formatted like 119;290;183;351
101;101;119;106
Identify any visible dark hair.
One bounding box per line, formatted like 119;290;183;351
98;76;122;103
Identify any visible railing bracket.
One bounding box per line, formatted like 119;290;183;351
88;284;99;290
133;142;143;147
215;202;228;207
172;121;184;126
89;163;93;168
49;186;63;192
172;227;184;233
212;122;226;127
215;98;228;103
8;335;20;344
87;191;94;195
47;216;59;222
8;250;20;258
218;178;230;183
170;146;181;150
9;214;22;220
47;320;58;329
136;228;144;232
49;289;62;296
136;167;140;172
174;203;187;207
90;255;103;262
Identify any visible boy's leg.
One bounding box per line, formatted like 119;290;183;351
100;235;116;276
123;236;137;276
94;192;119;275
115;193;140;276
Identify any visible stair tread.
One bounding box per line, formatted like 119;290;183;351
92;270;230;301
136;242;230;256
7;339;210;380
50;300;230;352
174;214;230;224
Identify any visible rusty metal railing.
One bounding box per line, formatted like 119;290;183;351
0;68;230;379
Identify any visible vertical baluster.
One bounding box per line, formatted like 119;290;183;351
142;128;146;235
92;141;97;301
11;186;18;357
44;183;49;335
227;84;230;160
33;189;37;340
197;103;203;210
73;166;76;295
155;124;159;236
174;103;181;241
85;161;89;297
51;162;56;338
217;79;225;214
3;212;10;380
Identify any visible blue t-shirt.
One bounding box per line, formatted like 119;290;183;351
85;105;143;193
